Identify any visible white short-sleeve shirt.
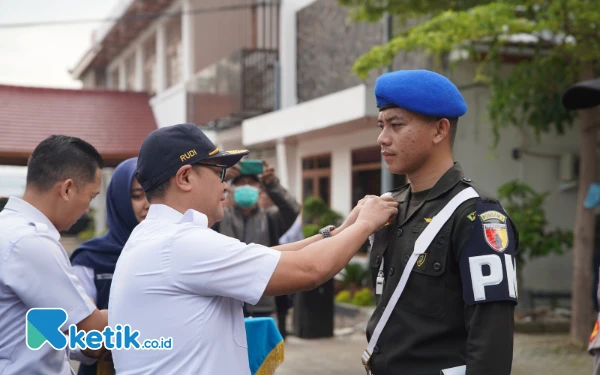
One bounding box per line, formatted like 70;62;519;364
0;197;96;375
109;204;281;375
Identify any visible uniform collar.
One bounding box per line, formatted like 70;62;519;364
3;197;61;241
393;162;465;203
424;162;465;201
146;204;209;227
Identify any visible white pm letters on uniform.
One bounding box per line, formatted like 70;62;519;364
504;254;518;299
469;254;518;301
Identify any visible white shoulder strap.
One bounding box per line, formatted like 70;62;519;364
362;187;479;373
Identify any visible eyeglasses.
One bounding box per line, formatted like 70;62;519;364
194;162;228;182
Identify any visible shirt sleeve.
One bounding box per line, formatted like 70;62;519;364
72;265;97;304
452;199;516;375
464;301;515;375
455;199;518;305
3;234;96;328
170;228;281;305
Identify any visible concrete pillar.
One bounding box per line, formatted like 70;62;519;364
276;139;289;189
118;61;126;91
93;168;114;235
134;45;144;91
182;0;195;82
331;148;351;216
156;22;167;93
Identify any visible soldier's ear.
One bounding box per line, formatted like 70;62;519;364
432;118;451;145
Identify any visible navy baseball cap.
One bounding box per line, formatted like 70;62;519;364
136;123;249;192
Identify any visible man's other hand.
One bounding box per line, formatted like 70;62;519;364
225;164;241;182
260;160;276;185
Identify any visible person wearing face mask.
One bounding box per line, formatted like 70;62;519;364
70;157;150;375
213;160;300;337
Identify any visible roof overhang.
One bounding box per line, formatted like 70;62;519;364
71;0;177;80
242;84;377;147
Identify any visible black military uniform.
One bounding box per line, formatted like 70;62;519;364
366;163;518;374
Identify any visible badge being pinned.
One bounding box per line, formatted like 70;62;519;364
479;210;509;252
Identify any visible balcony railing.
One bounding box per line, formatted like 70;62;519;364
186;48;278;130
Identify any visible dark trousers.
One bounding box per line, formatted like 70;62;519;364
275;295;292;339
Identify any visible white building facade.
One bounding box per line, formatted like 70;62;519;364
73;0;594;298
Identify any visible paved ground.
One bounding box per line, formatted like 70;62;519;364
71;331;591;374
275;332;592;375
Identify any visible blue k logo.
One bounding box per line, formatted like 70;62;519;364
26;308;68;350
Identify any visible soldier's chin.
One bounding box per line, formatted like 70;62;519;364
386;162;408;175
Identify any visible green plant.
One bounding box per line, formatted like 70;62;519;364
351;287;376;306
335;290;353;303
301;196;343;235
340;263;371;290
302;224;321;238
498;180;573;302
498;180;573;266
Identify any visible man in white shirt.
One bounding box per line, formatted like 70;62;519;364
109;123;398;375
0;135;109;375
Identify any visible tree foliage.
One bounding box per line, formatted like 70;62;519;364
340;0;600;145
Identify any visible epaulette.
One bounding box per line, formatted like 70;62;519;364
459;177;498;203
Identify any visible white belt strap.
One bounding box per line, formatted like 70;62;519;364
362;187;479;374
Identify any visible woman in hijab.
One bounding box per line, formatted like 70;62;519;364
71;157;149;375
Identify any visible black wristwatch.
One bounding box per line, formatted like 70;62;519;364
319;225;336;238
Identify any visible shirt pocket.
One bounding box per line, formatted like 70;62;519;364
396;224;450;317
369;228;390;305
232;300;248;348
369;228;390;277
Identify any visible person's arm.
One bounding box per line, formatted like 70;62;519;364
264;196;397;296
3;235;109;358
273;194;371;252
170;196;397;305
453;201;517;375
72;265;97;304
464;302;514;375
261;161;301;235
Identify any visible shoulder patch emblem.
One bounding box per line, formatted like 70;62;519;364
467;211;477;221
480;210;509;252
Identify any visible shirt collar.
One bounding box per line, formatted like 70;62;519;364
178;209;209;227
146;204;209;227
146;204;185;223
3;197;61;241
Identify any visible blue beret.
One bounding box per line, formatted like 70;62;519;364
374;69;467;118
